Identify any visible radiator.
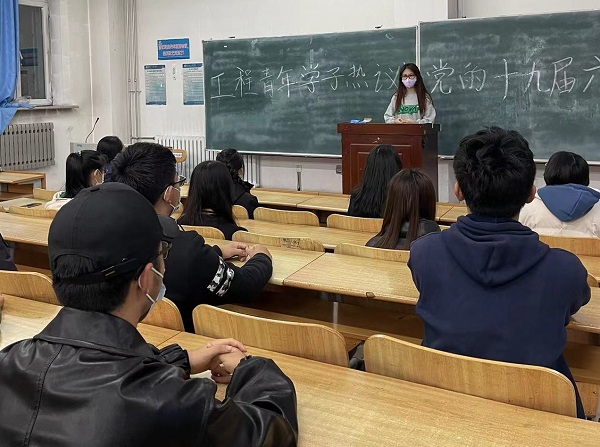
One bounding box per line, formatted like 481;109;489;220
0;123;55;170
154;135;260;186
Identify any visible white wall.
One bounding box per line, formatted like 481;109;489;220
14;0;600;194
461;0;600;18
11;0;93;190
134;0;450;193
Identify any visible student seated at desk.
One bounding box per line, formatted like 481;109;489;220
96;135;124;182
408;127;590;418
45;150;105;210
348;145;402;218
178;160;248;240
216;148;259;219
519;151;600;237
0;183;298;446
367;169;440;249
0;232;16;271
112;143;272;332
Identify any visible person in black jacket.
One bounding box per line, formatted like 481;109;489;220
216;148;259;218
96;135;124;182
112;143;273;331
0;182;298;446
179;160;247;239
347;145;402;218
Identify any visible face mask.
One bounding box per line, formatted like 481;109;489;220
164;188;181;217
139;267;166;311
402;78;417;88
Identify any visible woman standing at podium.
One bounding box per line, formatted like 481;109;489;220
384;63;436;124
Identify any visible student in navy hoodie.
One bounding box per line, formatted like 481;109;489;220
408;127;590;418
520;151;600;237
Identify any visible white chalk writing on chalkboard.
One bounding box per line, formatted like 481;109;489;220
425;55;599;100
209;61;401;100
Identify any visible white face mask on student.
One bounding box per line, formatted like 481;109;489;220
139;267;166;311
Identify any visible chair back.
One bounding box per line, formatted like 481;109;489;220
233;231;324;252
141;297;185;331
587;274;599;288
364;334;577;417
233;204;249;220
9;206;57;218
539;235;600;257
334;243;409;262
327;214;382;232
193;304;348;366
170;148;188;163
0;271;59;305
254;207;319;226
33;188;58;201
181;225;226;240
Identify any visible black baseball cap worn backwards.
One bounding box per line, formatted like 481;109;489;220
49;182;179;284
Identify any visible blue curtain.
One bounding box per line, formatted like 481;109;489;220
0;0;20;133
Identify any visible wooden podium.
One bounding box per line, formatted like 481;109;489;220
337;123;440;196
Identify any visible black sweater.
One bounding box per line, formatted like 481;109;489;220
164;230;272;331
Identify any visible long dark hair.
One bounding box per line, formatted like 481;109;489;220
374;169;436;249
216;148;245;187
178;160;236;225
394;63;433;116
351;145;402;218
65;150;105;198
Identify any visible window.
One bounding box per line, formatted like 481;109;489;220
18;0;51;105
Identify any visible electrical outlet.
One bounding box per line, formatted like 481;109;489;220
336;164;342;174
296;165;302;172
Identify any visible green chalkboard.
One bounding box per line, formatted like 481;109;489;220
420;11;600;160
203;28;416;156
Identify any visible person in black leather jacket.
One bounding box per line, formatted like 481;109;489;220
0;182;298;446
112;143;273;332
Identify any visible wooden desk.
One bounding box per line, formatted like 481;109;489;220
0;197;46;211
0;171;47;200
160;332;600;447
237;219;375;250
439;205;468;223
284;252;418;305
205;238;324;286
284;252;600;336
296;195;349;213
0;211;50;246
0;295;180;349
435;203;454;220
579;255;600;282
253;189;318;208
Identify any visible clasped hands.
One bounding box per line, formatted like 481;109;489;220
188;338;248;383
394;117;416;124
220;242;272;261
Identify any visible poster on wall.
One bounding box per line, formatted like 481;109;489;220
182;63;204;105
144;64;166;105
158;38;190;60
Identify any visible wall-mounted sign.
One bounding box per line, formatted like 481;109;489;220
158;38;190;60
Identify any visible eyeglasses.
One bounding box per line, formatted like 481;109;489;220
401;74;417;80
169;175;186;189
157;241;172;260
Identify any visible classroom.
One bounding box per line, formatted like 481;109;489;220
2;0;600;445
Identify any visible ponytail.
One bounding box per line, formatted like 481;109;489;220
64;150;106;198
216;148;245;186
